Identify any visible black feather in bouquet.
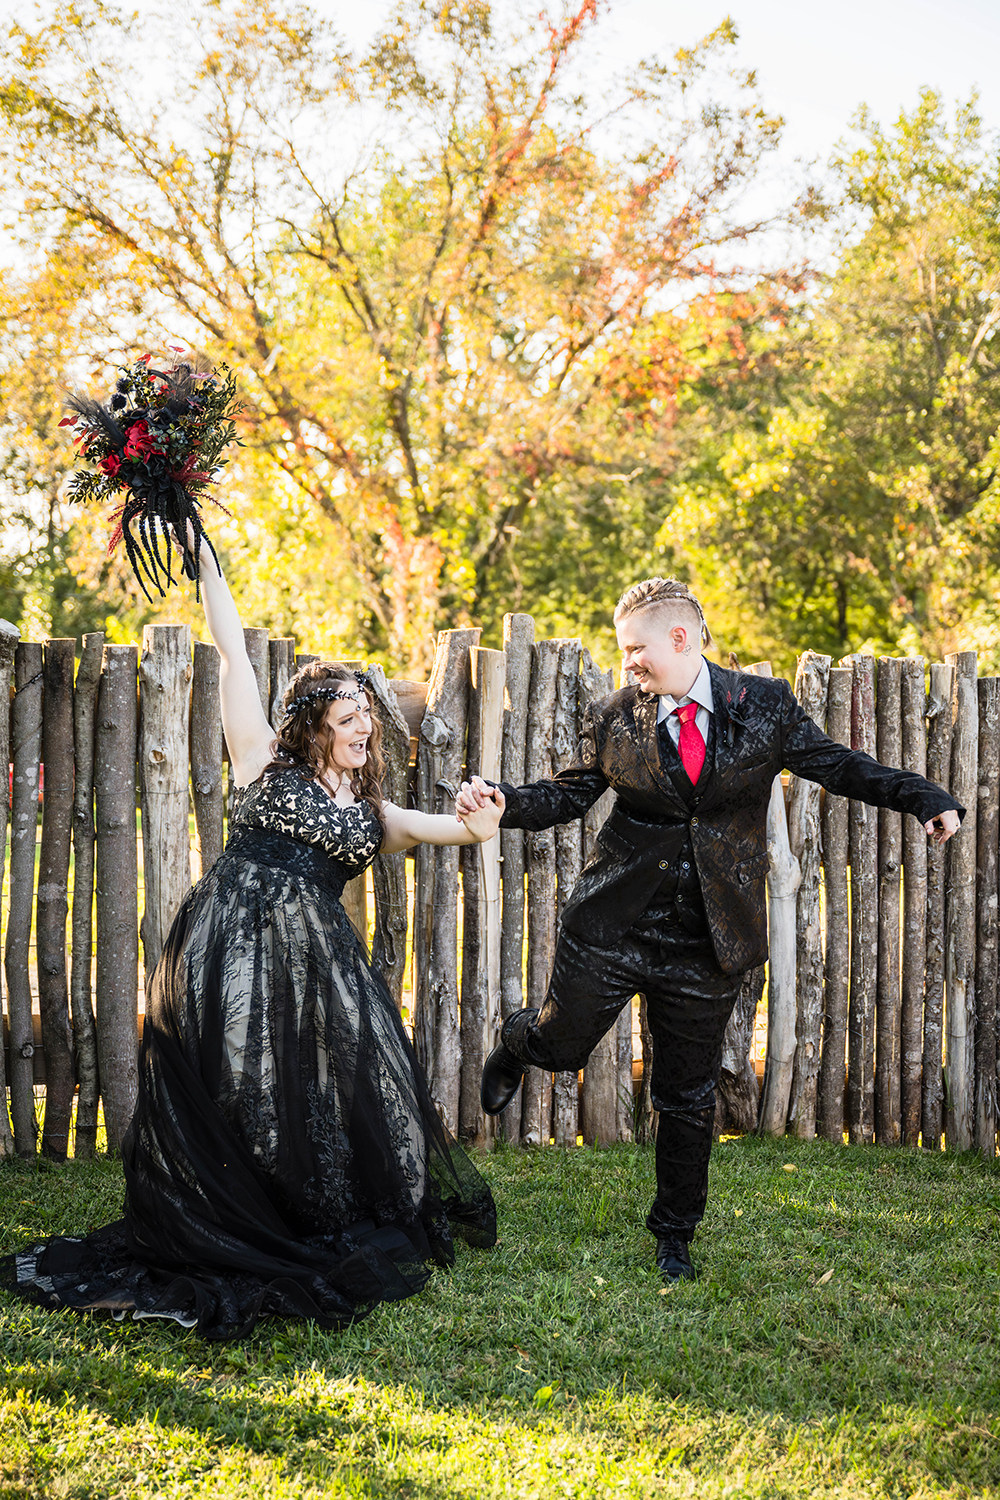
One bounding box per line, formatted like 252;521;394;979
61;350;242;599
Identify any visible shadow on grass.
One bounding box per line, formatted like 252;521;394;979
2;1136;999;1498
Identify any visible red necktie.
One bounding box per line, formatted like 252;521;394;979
674;701;706;784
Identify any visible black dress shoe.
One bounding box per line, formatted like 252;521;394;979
656;1238;696;1283
481;1041;525;1115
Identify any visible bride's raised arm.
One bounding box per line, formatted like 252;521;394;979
193;556;273;787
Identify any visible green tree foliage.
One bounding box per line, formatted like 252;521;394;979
0;0;784;667
667;93;1000;672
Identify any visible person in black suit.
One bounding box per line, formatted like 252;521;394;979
456;577;962;1283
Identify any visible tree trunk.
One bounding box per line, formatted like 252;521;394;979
716;966;764;1135
139;625;193;988
875;656;903;1146
552;639;582;1148
747;662;801;1137
846;655;877;1145
817;665;852;1144
945;651;977;1151
579;654;619;1145
521;639;560;1146
69;632;104;1159
900;658;927;1147
413;628;479;1133
37;639;76;1161
923;662;953;1150
498;612;534;1140
786;650;831;1139
191;642;224;878
366;664;411;1010
974;676;999;1158
95;645;140;1153
458;647;506;1145
5;642;42;1156
0;620;19;1158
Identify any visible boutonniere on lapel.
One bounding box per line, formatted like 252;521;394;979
724;685;749;746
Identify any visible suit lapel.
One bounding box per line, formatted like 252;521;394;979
632;691;690;804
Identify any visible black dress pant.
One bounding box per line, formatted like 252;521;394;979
502;909;744;1243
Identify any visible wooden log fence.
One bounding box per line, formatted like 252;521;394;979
2;617;1000;1160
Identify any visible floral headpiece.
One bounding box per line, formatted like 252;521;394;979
280;673;372;726
61;350;242;600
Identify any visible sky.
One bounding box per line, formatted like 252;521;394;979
333;0;1000;183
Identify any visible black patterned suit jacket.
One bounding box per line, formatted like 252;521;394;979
497;660;964;975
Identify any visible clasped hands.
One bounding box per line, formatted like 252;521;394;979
456;776;505;840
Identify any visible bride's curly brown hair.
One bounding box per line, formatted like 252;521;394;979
264;662;387;829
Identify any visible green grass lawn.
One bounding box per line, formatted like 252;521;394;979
1;1135;999;1498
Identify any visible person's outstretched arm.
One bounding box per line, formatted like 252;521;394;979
186;548;274;787
778;680;963;844
381;790;505;853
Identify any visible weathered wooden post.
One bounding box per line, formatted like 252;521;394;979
243;627;270;715
139;625;193;986
268;637;296;729
498;613;534;1140
367;664;411;1011
413;629;479;1133
923;661;953;1149
459;647;506;1146
37;639;76;1160
817;665;852;1142
846;655;877;1145
900;658;928;1146
0;619;19;1158
717;967;765;1135
786;650;831;1138
945;650;978;1151
5;642;42;1156
875;656;903;1146
552;639;583;1148
579;655;620;1145
521;638;560;1146
749;662;801;1137
191;642;224;878
70;633;104;1158
974;676;999;1158
95;645;140;1153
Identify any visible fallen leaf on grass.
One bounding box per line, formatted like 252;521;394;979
782;1163;798;1172
816;1268;835;1286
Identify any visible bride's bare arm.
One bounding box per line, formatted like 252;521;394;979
380;789;504;854
195;557;273;786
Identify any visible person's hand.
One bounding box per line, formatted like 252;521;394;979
456;775;495;818
457;783;505;841
925;810;961;845
168;518;197;556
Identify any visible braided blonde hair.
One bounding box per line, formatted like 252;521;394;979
613;576;714;648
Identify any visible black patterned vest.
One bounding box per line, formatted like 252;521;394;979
649;710;718;933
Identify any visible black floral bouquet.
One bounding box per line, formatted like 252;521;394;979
62;350;242;599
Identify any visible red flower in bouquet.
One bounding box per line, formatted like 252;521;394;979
99;453;122;476
123;421;161;460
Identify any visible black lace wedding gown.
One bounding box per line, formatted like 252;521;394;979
2;768;496;1340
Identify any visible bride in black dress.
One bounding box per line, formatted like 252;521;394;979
3;549;501;1340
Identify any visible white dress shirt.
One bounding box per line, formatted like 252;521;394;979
657;656;714;747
